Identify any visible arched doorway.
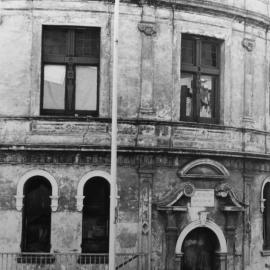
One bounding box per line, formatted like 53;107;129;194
182;227;219;270
81;177;110;253
175;220;227;270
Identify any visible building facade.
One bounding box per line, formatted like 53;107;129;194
1;0;270;269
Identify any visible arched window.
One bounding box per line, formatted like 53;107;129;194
263;181;270;250
21;176;52;252
82;177;110;253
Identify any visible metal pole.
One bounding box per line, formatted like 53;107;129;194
109;0;119;268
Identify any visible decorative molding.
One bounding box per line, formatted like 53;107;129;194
138;21;157;36
199;211;209;226
15;169;59;212
242;38;256;52
175;219;228;254
75;195;85;212
178;158;230;180
14;195;24;211
183;182;195;197
138;169;153;270
215;183;246;209
50;195;59;212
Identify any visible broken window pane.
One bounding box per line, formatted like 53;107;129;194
75;66;97;111
43;65;66;110
181;73;195;118
199;75;215;118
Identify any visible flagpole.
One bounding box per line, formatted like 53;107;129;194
109;0;119;268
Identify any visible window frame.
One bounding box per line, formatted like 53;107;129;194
180;34;221;124
40;25;100;116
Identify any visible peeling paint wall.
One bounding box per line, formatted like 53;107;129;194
0;0;269;129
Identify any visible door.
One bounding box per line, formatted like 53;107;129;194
182;227;218;270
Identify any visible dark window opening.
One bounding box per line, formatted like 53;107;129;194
41;26;100;116
82;177;110;254
264;183;270;250
21;176;52;253
180;34;221;124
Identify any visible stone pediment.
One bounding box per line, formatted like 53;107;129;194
154;182;246;212
154;182;194;212
215;183;246;211
178;159;230;180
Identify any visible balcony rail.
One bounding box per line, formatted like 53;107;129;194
0;252;147;270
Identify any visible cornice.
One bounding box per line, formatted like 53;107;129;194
1;147;270;172
2;0;270;29
155;0;270;29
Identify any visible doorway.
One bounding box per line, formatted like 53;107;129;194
182;227;219;270
81;177;110;253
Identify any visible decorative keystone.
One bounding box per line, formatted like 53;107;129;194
199;211;209;226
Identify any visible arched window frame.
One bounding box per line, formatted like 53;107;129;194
261;177;270;213
15;170;59;212
76;170;112;211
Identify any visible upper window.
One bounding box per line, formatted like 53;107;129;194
41;26;100;116
180;34;221;123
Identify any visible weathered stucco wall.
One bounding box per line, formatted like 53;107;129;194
0;163;139;253
0;0;270;130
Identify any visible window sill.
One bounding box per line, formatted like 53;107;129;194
261;250;270;256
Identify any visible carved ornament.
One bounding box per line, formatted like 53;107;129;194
242;38;255;52
199;211;209;226
183;182;195;197
138;22;157;36
215;183;246;210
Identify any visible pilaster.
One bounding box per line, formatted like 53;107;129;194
138;169;154;270
165;210;178;270
242;172;254;267
138;19;156;117
242;36;255;128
